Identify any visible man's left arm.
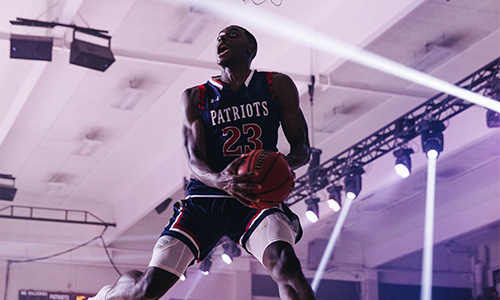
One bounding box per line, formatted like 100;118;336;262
273;72;311;170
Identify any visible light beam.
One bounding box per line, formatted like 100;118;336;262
311;197;353;292
167;0;500;113
421;154;437;300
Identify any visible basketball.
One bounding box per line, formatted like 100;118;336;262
237;149;294;209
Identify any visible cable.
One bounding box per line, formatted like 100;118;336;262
8;227;107;264
35;0;60;20
250;0;283;6
100;236;122;276
2;226;122;300
77;11;91;28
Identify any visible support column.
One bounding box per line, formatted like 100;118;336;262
361;269;379;300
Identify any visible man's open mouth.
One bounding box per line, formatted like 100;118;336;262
218;45;230;56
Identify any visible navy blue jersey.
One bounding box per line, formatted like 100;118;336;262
187;70;280;197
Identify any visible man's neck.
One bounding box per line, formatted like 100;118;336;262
219;65;251;91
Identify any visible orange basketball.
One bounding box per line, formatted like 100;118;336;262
237;149;294;209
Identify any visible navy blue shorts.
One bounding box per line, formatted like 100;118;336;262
160;196;302;262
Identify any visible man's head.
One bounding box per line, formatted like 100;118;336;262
216;25;258;67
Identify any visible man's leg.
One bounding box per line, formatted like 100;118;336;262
246;213;317;300
90;235;195;300
262;241;316;300
102;267;178;300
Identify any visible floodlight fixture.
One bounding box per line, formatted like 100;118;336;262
221;240;241;265
486;110;500;128
326;185;342;212
180;272;186;281
305;196;320;223
308;148;328;189
344;166;363;200
420;121;445;158
200;255;212;275
393;148;414;179
484;77;500;128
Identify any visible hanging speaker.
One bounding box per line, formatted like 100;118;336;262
0;184;17;201
10;34;53;61
70;37;115;72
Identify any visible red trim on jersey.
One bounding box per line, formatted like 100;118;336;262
173;223;201;251
266;72;275;99
243;69;252;83
211;77;224;86
245;210;262;231
197;85;206;110
172;210;202;255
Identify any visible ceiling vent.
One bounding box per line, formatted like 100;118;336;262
168;8;213;44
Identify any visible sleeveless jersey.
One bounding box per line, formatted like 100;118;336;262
187;70;280;197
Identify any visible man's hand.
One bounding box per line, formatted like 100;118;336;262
217;155;261;207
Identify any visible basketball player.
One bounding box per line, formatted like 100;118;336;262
90;25;316;300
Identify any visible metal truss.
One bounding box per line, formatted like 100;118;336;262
0;205;116;227
286;57;500;206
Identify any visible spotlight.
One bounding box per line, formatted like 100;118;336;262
420;121;445;158
308;148;328;189
344;166;363;200
180;272;186;281
486;109;500;128
0;174;17;201
221;240;241;265
199;255;212;275
305;196;320;223
393;148;414;179
326;185;342;212
484;77;499;128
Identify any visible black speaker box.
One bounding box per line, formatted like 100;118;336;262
70;38;115;72
0;184;17;201
10;34;53;61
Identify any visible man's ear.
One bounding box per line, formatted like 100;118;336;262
248;46;256;58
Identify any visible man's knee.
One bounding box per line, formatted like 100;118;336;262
263;241;302;283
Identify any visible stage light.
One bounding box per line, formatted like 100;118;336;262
420;121;445;158
180;272;186;281
0;174;17;201
344;166;363;200
308;148;328;189
305;196;320;223
200;255;212;275
484;77;499;128
221;253;232;265
326;185;342;212
221;240;241;265
393;148;414;179
486;110;500;128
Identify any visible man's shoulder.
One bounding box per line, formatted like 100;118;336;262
182;86;202;105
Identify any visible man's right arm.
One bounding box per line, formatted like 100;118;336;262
181;87;260;205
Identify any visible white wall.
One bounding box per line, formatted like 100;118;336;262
0;260;119;300
0;258;253;300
